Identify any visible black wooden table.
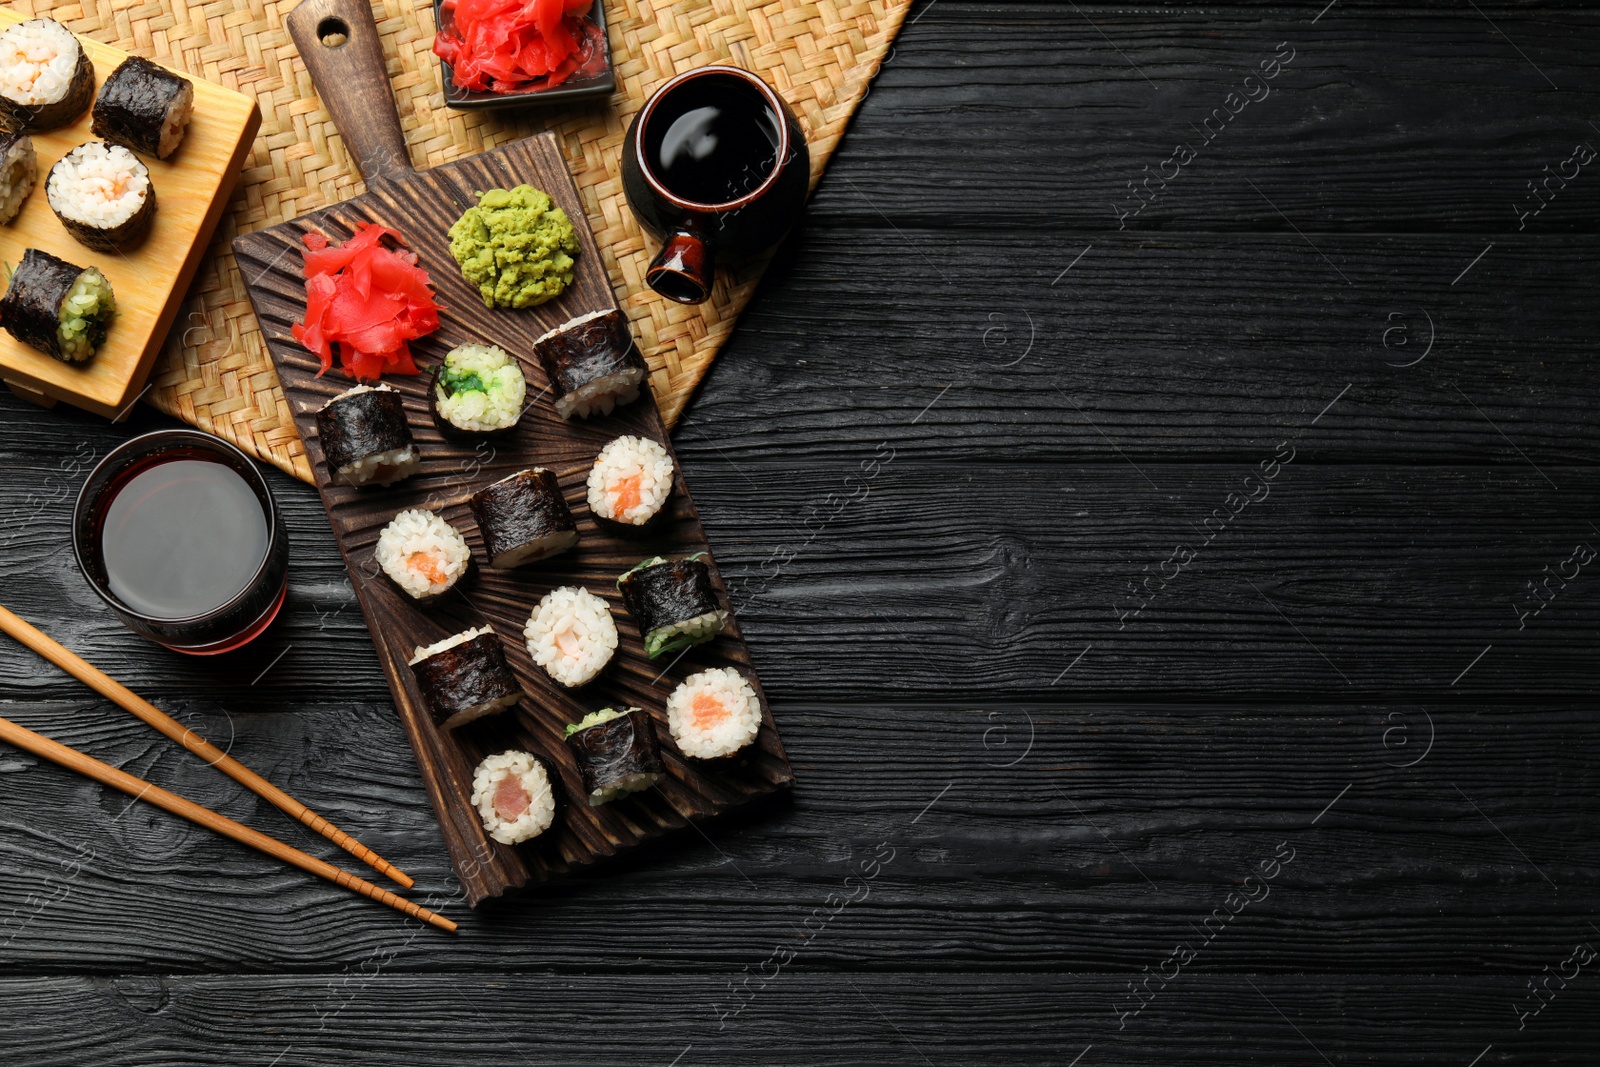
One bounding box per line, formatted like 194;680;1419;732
3;3;1598;1063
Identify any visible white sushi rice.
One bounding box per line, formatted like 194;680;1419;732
0;135;36;224
666;667;762;759
435;344;525;433
376;508;470;599
321;384;418;487
156;78;194;159
407;624;493;665
471;751;556;845
0;20;80;108
534;308;612;344
586;435;674;525
47;141;149;229
524;586;618;687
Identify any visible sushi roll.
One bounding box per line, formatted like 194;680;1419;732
0;132;37;224
586;435;675;530
565;707;666;806
471;751;556;845
0;20;93;133
315;383;418;488
534;308;647;419
665;667;762;760
47;141;156;252
469;468;576;568
524;586;618;688
91;56;194;160
408;626;522;730
618;554;730;659
430;343;526;438
375;508;470;600
0;247;113;362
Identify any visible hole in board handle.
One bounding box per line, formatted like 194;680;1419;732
317;17;350;47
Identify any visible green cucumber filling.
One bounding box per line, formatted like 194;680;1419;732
57;268;114;361
565;706;636;738
644;610;729;659
434;344;524;431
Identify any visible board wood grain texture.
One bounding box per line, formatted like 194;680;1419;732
0;8;259;417
234;130;793;907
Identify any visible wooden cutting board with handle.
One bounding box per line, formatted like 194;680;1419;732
233;0;794;906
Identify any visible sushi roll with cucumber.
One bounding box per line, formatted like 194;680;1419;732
471;751;556;845
666;667;762;760
315;383;418;488
565;707;666;806
469;468;577;568
47;141;156;252
91;56;194;160
430;343;525;438
618;554;730;659
0;247;114;362
586;435;674;529
534;309;647;420
524;586;618;688
0;20;93;133
0;132;38;224
376;508;470;600
408;626;523;730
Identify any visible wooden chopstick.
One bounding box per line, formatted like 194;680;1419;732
0;711;456;932
0;605;414;889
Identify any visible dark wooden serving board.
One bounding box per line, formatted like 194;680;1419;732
231;0;792;906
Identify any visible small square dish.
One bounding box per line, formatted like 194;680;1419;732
433;0;615;111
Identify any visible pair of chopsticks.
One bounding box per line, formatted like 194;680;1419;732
0;606;455;933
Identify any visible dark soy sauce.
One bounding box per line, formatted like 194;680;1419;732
648;73;781;205
100;457;269;620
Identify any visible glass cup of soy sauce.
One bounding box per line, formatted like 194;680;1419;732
72;430;289;654
622;65;811;304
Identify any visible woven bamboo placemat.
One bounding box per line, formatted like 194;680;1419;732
14;0;912;483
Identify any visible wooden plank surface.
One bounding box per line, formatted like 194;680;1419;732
0;0;1598;1062
0;8;259;416
235;130;791;905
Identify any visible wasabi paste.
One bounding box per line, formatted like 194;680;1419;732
447;184;579;310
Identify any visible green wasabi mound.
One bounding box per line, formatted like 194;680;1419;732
448;184;579;310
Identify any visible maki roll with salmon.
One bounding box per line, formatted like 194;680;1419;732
618;554;730;659
315;383;418;488
566;707;666;806
586;435;674;530
469;468;576;568
524;586;618;688
666;667;762;760
0;20;93;133
48;141;156;251
430;343;526;438
91;56;194;160
375;508;470;600
0;132;38;224
0;247;114;362
535;309;647;419
471;751;556;845
408;626;523;729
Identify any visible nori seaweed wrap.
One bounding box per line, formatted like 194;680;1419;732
565;707;666;805
534;309;648;419
469;468;578;568
91;56;195;160
0;247;114;362
315;384;418;487
408;627;523;730
0;20;94;133
617;554;730;659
